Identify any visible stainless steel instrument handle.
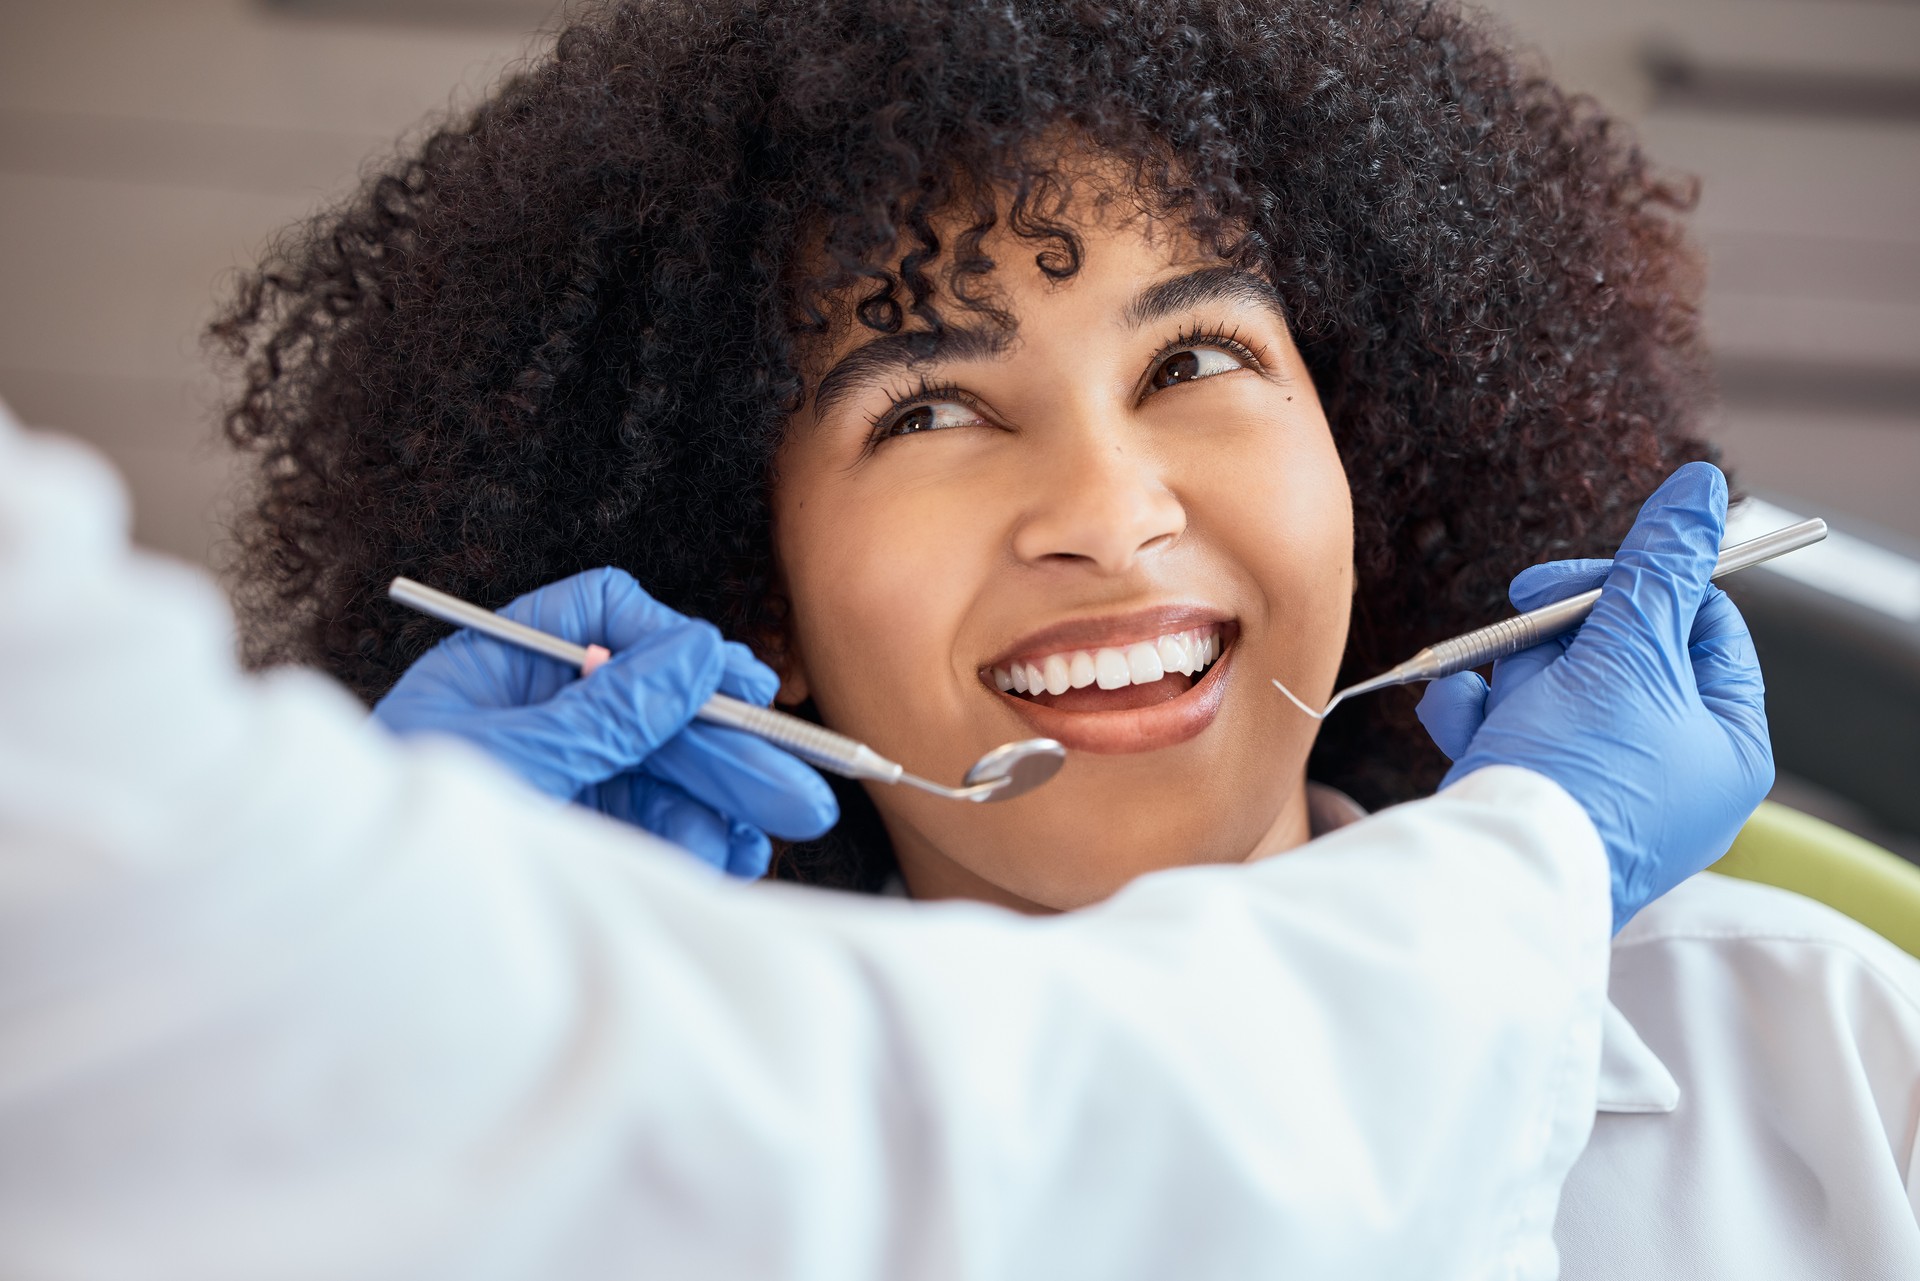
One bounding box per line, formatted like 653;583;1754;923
1415;599;1594;677
390;577;594;667
1407;516;1828;681
694;696;903;784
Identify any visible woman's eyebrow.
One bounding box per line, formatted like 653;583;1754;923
809;267;1284;422
811;325;1013;422
1122;266;1288;332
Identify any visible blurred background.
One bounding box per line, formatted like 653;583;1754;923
1;0;1915;854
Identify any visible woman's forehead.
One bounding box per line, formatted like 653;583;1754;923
794;190;1233;379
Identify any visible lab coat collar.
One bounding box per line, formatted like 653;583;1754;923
1595;1001;1680;1114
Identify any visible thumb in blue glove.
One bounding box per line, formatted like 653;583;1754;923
1416;463;1773;931
1415;557;1617;761
374;567;838;877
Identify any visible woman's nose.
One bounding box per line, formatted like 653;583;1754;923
1010;432;1186;574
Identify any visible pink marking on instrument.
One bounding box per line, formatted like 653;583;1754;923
582;644;612;676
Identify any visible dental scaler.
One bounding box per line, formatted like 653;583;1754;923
1271;517;1828;721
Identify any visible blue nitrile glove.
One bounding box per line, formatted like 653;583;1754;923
374;567;838;877
1414;463;1773;931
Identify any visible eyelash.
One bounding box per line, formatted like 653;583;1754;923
863;324;1268;448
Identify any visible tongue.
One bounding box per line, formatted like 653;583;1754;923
1026;672;1196;712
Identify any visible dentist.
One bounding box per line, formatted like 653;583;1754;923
0;398;1769;1280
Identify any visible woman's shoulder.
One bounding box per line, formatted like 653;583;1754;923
1609;871;1920;1145
1559;871;1920;1280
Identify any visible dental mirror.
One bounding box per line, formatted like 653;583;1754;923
957;737;1068;801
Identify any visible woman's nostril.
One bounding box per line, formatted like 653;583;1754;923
1140;530;1180;554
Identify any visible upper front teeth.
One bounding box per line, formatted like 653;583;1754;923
992;627;1222;696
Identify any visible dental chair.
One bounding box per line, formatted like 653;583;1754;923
1714;802;1920;961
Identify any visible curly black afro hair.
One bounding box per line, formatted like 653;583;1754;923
213;0;1716;889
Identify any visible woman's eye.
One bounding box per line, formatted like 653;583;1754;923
882;400;985;438
1149;345;1246;390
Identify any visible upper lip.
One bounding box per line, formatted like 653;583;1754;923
982;604;1234;672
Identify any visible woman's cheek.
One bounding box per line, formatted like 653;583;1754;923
1198;415;1353;678
788;481;988;735
1197;408;1350;567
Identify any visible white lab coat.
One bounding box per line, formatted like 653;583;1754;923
0;405;1612;1280
1557;872;1920;1279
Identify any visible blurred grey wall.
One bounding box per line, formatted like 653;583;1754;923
0;0;549;563
2;0;1915;567
1485;0;1920;545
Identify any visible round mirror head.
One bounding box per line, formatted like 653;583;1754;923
963;738;1066;802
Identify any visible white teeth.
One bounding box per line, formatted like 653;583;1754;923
1126;642;1164;684
1157;633;1189;676
993;625;1225;697
1094;648;1131;690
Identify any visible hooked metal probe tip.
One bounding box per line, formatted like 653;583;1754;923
1271;678;1333;721
1270;672;1400;721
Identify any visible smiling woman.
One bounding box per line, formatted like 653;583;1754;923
773;198;1353;907
212;0;1714;898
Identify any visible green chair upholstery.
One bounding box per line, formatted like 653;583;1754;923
1711;802;1920;960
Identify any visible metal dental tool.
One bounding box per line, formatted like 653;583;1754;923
388;577;1067;802
1271;517;1830;721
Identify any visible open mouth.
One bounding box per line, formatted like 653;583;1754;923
988;623;1230;711
981;619;1237;753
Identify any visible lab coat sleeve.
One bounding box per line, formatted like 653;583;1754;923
0;410;1610;1281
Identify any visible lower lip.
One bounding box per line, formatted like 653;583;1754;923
989;635;1236;754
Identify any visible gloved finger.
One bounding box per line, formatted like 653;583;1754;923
379;615;563;714
1688;586;1771;757
433;568;693;710
501;568;782;708
596;773;736;871
1484;634;1574;715
645;721;840;841
467;618;729;798
1687;582;1749;651
469;567;776;709
647;788;736;872
1509;558;1612;612
496;566;685;653
1577;462;1728;675
1416;671;1488;761
724;821;775;879
717;638;781;706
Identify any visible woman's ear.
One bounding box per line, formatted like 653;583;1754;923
775;647;812;708
757;546;811;706
746;612;812;708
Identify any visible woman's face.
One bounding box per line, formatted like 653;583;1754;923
772;195;1353;910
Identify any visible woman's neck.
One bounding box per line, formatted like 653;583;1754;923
890;782;1318;911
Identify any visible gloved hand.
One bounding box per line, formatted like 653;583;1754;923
1415;463;1773;931
374;567;838;877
